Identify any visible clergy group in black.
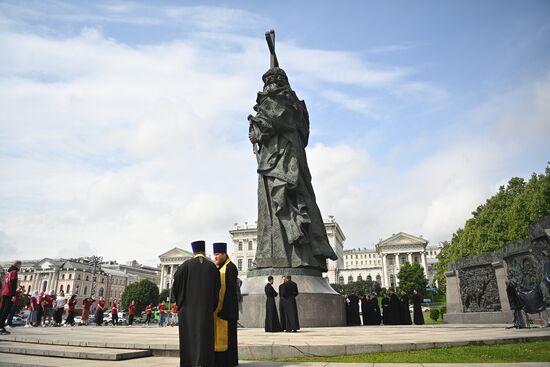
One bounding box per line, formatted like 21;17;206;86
264;275;300;333
346;289;425;326
172;240;239;367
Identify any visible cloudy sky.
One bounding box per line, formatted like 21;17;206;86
1;1;549;266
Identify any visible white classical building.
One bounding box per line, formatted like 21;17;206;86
158;247;194;291
229;217;346;282
228;221;441;288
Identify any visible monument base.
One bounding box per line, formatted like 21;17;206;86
444;311;513;324
238;268;346;328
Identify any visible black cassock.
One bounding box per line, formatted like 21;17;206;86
372;297;381;325
215;260;239;367
281;280;300;331
278;283;287;331
172;255;220;367
412;293;424;325
399;293;412;325
347;294;361;326
264;283;282;332
381;296;391;325
389;293;401;325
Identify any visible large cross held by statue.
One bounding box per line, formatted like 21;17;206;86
265;30;279;68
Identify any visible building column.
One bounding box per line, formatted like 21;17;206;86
382;254;388;288
170;265;175;288
160;265;165;290
407;253;413;264
421;252;428;276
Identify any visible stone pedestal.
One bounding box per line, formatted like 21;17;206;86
238;268;346;328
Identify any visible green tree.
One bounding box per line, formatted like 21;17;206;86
434;164;550;292
330;279;382;295
159;288;172;303
396;262;428;295
121;279;159;314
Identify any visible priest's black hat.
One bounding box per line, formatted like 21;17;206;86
213;242;227;254
191;240;205;253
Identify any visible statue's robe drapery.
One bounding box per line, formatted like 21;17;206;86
249;84;337;271
172;255;220;367
264;283;282;332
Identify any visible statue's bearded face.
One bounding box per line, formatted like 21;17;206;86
263;73;288;92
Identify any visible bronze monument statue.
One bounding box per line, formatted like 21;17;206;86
248;30;337;272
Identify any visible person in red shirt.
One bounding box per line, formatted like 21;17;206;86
96;297;106;326
81;297;95;326
0;261;21;334
64;294;77;326
171;303;178;326
128;300;136;326
42;291;54;327
111;299;119;326
145;304;152;327
158;302;166;327
26;292;39;327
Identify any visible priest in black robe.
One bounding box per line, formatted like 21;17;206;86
278;276;287;331
281;275;300;332
388;290;401;325
264;276;282;332
347;291;361;326
372;293;381;325
172;240;220;367
399;290;412;325
213;243;239;367
412;289;425;325
381;293;391;325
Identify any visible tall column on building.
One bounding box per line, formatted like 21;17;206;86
170;265;175;288
421;252;428;276
160;265;165;290
407;253;413;264
382;254;388;288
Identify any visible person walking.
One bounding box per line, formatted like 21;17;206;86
158;302;165;327
53;290;66;327
171;303;178;326
65;294;77;326
0;260;21;335
128;300;135;326
111;299;118;326
172;240;220;367
81;296;95;326
96;297;105;326
144;304;152;327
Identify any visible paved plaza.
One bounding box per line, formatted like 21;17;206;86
0;324;549;366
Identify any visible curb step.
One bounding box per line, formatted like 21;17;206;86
0;342;151;361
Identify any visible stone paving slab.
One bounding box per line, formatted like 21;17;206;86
0;341;151;360
0;324;549;359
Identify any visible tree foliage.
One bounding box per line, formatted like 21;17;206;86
121;279;159;313
434;164;550;292
331;279;381;295
159;288;172;303
396;262;428;295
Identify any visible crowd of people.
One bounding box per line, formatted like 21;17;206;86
345;289;425;326
0;260;181;334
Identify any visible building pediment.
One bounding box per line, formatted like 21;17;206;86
377;232;428;249
159;247;193;260
35;258;63;270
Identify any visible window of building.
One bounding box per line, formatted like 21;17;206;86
376;274;381;284
99;287;104;297
248;241;253;251
66;285;70;294
367;275;372;281
357;275;363;282
62;274;65;280
247;258;253;269
83;286;88;295
86;275;89;281
237;259;243;271
69;274;73;280
77;274;81;280
60;285;64;292
338;276;344;284
238;241;243;251
348;275;353;283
